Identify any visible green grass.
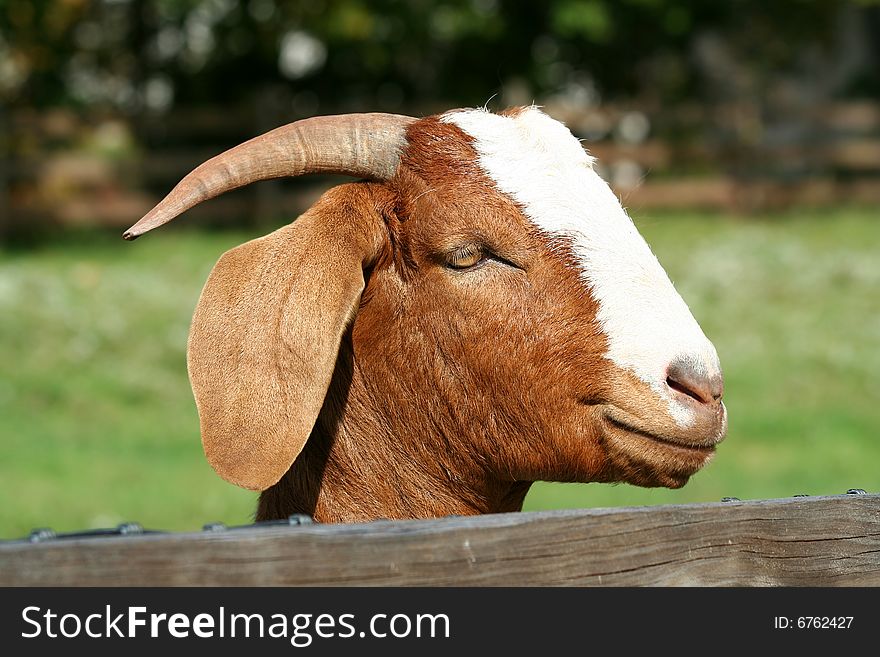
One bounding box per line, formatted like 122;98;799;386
1;209;879;537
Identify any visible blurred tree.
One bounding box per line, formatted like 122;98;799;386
2;0;877;116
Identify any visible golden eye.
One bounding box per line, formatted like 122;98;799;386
447;246;484;270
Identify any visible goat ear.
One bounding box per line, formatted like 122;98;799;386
187;184;388;491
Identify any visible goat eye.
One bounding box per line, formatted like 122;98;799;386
446;246;485;270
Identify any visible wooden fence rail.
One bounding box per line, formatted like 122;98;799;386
1;494;878;586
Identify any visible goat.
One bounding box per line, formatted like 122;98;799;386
124;107;727;524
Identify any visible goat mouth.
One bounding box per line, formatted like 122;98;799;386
602;414;717;458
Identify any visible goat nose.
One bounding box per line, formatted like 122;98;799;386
666;357;723;405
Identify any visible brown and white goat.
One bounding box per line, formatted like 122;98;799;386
125;107;727;523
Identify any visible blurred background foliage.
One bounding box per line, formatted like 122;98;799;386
4;0;878;112
1;0;879;536
3;0;880;234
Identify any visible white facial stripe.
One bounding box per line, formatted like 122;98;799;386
443;107;721;427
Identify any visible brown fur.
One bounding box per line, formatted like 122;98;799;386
186;112;723;523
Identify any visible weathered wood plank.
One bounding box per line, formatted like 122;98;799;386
1;495;878;586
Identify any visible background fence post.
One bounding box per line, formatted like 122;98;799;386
0;107;8;245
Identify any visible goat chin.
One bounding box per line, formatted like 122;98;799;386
127;106;726;523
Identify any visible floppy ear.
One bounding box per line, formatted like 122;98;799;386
187;183;389;491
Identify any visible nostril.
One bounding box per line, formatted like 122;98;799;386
666;375;708;404
666;357;724;406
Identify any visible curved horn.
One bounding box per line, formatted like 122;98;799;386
123;113;415;240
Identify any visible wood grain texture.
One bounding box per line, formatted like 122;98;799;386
2;495;878;586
